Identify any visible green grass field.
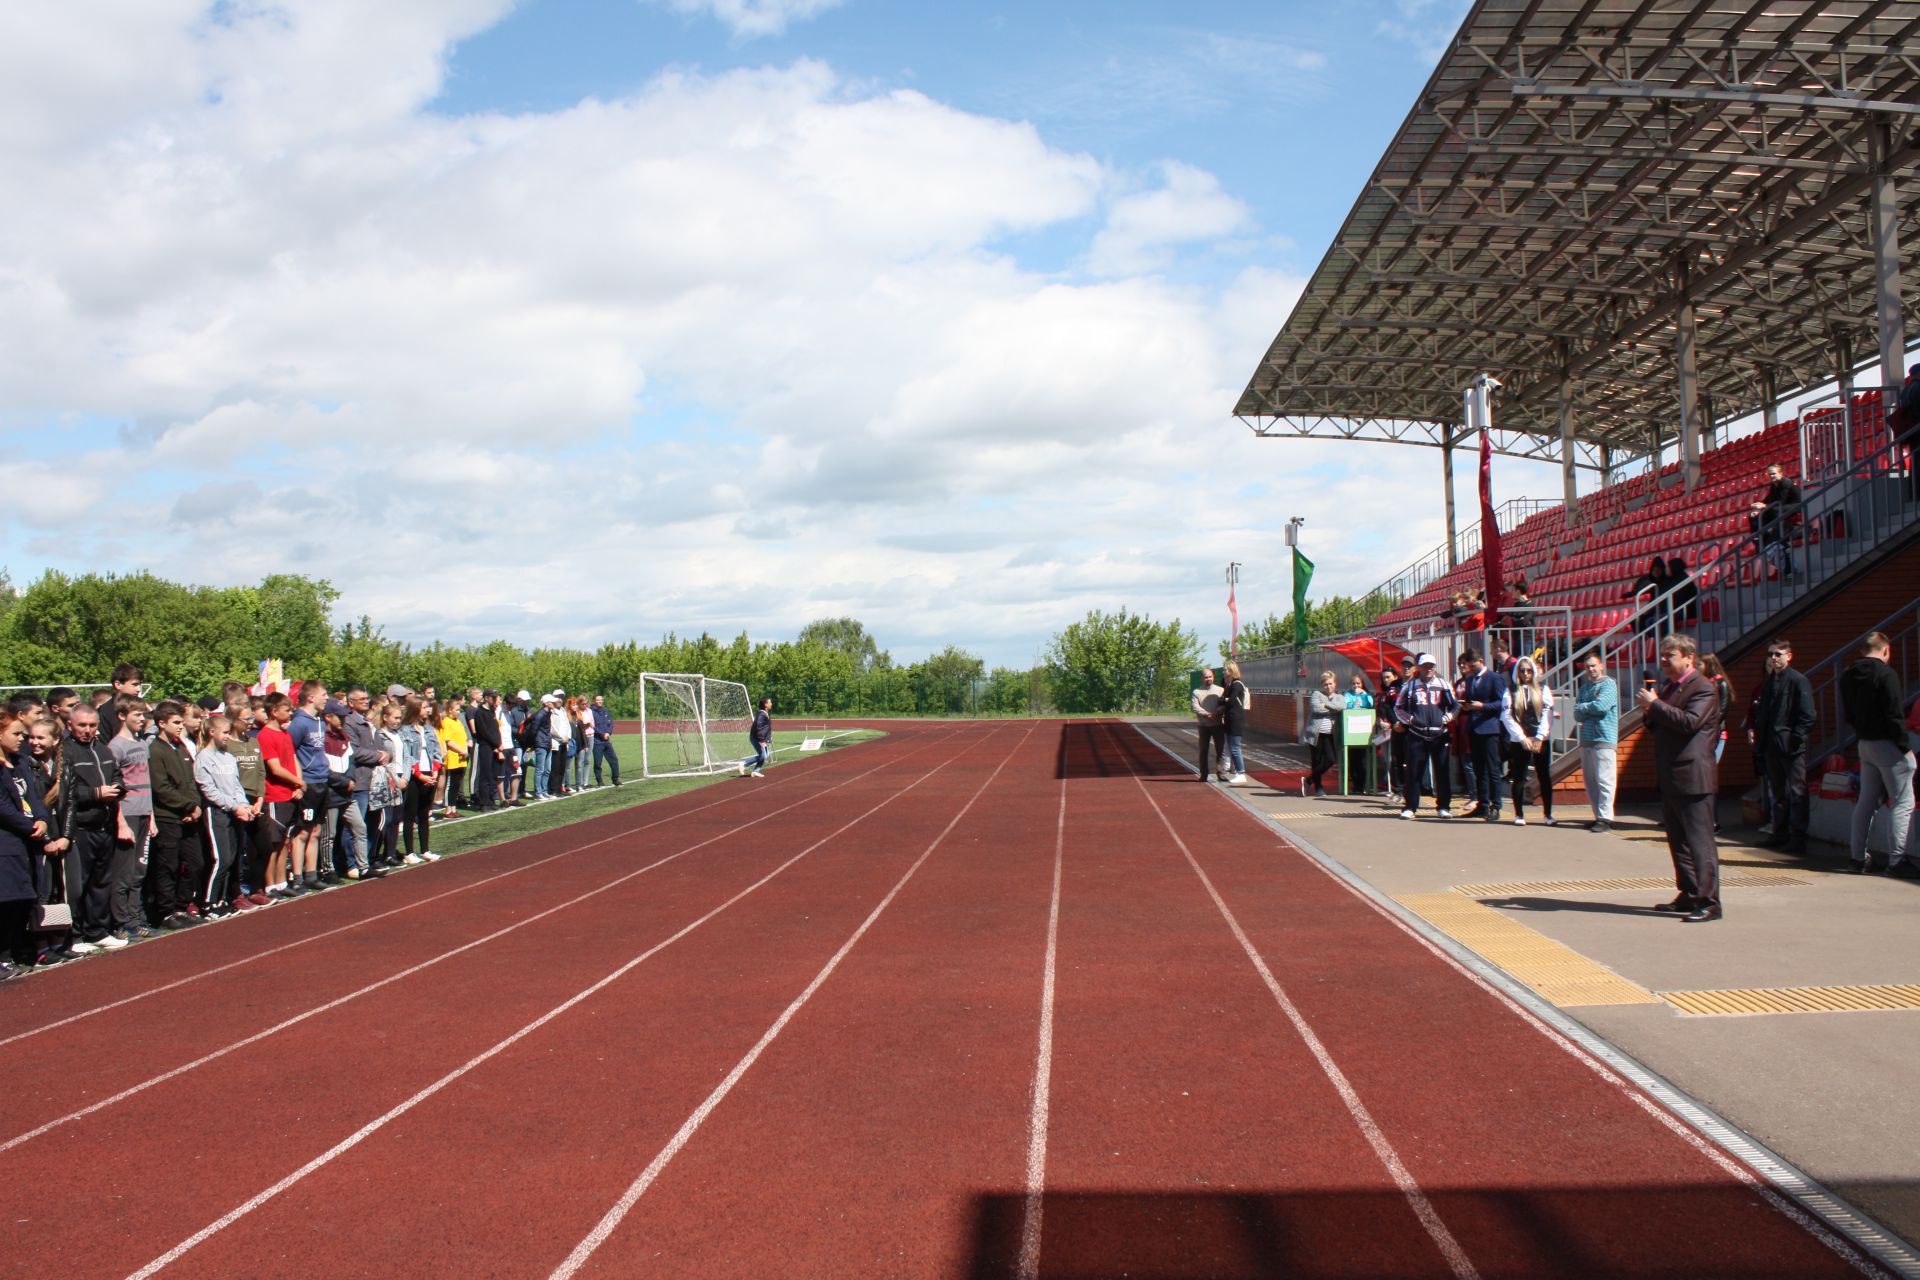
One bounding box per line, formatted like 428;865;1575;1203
425;729;881;859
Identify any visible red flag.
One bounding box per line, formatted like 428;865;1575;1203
1479;428;1507;625
1228;579;1239;657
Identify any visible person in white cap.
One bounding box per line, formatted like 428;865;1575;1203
1392;653;1457;819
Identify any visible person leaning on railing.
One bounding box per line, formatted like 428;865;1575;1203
1747;463;1802;579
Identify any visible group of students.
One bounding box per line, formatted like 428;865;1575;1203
0;667;626;979
1351;641;1638;831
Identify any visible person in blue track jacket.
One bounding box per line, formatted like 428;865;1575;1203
1394;653;1457;820
738;697;773;779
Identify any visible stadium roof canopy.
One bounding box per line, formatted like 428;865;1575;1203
1236;0;1920;474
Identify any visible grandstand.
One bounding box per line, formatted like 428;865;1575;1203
1233;0;1920;793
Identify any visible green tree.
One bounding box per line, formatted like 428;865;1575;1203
1045;608;1199;713
796;617;887;672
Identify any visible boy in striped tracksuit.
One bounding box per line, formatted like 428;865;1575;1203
1394;653;1458;820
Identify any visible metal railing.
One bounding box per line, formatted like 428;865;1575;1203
1536;428;1919;756
1359;496;1563;614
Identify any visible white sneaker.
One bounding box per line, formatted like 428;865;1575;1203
69;939;101;955
736;762;747;776
402;853;424;865
96;933;129;951
422;851;441;861
1399;809;1415;820
1513;816;1527;826
1436;810;1453;819
750;770;765;779
1229;773;1248;786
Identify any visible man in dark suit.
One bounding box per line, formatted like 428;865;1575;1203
1638;634;1724;922
469;690;504;810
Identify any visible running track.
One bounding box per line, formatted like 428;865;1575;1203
0;721;1887;1279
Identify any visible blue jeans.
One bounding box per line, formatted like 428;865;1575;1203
742;742;770;772
1225;735;1244;775
532;747;550;796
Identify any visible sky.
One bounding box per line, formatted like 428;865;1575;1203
0;0;1568;670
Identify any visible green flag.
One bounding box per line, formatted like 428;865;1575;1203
1292;548;1315;647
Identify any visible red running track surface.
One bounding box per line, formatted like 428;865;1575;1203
0;720;1886;1279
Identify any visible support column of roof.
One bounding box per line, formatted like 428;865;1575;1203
1759;366;1780;432
1872;122;1908;395
1441;437;1457;569
1676;299;1702;493
1557;371;1576;508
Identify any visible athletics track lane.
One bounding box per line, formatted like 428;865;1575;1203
122;724;1025;1278
1094;723;1871;1280
0;723;958;1138
0;723;974;1278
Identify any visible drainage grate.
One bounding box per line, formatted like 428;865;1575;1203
1456;870;1809;898
1393;894;1660;1007
1662;984;1920;1017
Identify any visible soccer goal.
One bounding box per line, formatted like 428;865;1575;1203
638;672;754;777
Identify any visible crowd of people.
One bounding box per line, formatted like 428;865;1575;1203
1;667;626;979
1213;626;1917;926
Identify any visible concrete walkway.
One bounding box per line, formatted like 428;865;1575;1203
1134;716;1920;1257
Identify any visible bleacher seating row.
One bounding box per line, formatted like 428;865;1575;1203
1369;389;1894;641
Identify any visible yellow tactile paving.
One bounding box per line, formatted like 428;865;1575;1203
1661;984;1920;1017
1456;870;1810;898
1393;893;1661;1007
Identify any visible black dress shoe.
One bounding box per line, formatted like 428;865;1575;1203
1682;904;1723;923
1653;895;1694;913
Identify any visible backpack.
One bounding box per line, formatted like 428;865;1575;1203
514;712;540;749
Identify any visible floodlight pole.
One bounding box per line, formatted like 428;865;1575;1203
1226;561;1241;658
1440;437;1458;568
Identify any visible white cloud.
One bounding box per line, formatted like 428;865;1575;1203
653;0;844;39
0;5;1480;668
1088;161;1251;277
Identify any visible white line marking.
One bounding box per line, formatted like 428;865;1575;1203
2;739;934;1154
120;725;1007;1280
1015;779;1067;1280
0;730;921;1051
546;723;1042;1280
1126;722;1902;1280
1125;753;1481;1280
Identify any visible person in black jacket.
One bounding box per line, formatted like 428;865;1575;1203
147;701;205;930
1;708;57;978
60;705;129;951
1753;639;1815;853
1840;631;1915;876
1748;464;1802;578
469;690;504;810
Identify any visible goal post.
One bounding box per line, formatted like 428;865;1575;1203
638;672;753;777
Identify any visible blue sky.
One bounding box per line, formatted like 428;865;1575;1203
0;0;1524;669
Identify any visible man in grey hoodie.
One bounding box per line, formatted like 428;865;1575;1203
341;686;389;876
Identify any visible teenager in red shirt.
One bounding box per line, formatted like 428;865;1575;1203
256;693;304;899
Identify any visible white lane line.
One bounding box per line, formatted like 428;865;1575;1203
546;722;1043;1280
1127;764;1481;1280
1014;779;1067;1280
0;730;922;1051
121;725;1009;1280
2;738;935;1154
1126;722;1901;1280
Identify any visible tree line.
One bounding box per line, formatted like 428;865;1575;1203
0;570;1202;716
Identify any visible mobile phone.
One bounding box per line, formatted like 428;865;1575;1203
1643;678;1657;691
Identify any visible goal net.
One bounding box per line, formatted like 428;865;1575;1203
638;672;754;777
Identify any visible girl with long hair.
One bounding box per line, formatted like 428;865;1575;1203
1499;656;1556;826
398;696;442;864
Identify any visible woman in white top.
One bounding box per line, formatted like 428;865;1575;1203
1499;656;1556;826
